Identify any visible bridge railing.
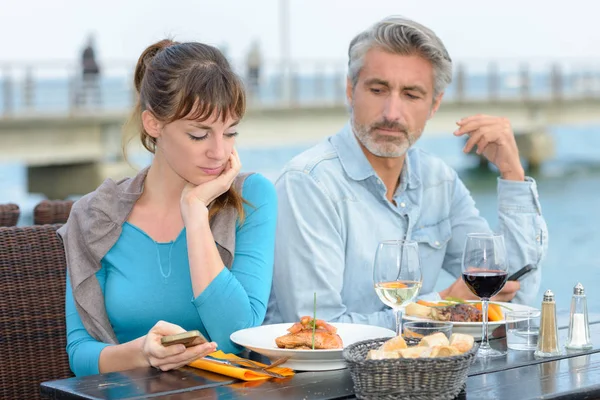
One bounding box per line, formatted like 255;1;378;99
1;58;600;117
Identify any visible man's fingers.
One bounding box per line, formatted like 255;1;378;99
490;281;520;302
502;280;521;293
475;136;490;155
454;118;498;136
462;130;484;153
457;114;497;125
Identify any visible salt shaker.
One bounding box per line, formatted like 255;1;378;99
565;283;592;350
535;289;562;357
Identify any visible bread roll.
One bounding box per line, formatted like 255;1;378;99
380;335;408;352
367;349;401;360
405;302;432;319
399;346;432;358
449;333;475;353
430;345;461;358
418;332;450;348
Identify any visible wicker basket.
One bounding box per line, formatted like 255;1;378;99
343;337;477;400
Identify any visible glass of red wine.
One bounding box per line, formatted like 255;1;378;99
462;233;509;357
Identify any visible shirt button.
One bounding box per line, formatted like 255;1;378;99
400;202;406;207
536;235;541;242
434;241;440;246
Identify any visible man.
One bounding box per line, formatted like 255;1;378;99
265;16;547;330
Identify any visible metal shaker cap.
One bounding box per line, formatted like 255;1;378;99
573;283;585;295
543;289;555;302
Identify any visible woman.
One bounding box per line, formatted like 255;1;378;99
60;39;277;377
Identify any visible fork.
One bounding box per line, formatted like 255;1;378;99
205;356;290;378
232;356;290;370
203;357;290;379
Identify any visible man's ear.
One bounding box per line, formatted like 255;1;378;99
428;92;444;120
346;77;353;105
141;110;162;139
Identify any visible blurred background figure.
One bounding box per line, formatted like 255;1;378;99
246;40;262;98
76;34;101;108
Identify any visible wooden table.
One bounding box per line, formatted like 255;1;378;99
41;322;600;400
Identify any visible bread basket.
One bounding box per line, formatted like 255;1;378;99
343;337;477;400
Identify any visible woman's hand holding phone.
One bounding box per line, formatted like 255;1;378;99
142;320;217;372
180;148;242;229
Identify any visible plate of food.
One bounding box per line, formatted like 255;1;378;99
230;316;395;371
403;300;538;339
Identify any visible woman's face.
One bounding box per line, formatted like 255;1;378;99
149;112;239;186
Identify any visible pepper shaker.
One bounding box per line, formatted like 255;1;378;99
535;289;562;357
565;283;592;350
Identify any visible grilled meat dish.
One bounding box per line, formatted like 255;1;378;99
275;316;343;349
431;303;482;322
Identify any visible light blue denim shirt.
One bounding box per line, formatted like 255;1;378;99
265;123;548;330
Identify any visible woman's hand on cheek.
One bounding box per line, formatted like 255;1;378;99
180;149;242;227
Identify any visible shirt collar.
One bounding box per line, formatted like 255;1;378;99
331;121;420;190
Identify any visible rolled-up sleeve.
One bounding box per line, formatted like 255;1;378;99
497;177;548;305
441;173;547;306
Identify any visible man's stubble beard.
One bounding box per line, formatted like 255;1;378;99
350;107;421;158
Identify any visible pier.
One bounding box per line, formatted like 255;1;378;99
1;59;599;198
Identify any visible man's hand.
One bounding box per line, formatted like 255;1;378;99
439;277;520;302
454;115;525;181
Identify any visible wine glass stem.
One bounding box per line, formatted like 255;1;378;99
394;308;403;336
481;298;491;349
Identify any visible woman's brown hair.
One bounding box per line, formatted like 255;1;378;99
124;39;247;221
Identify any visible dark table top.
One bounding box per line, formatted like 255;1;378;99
41;321;600;400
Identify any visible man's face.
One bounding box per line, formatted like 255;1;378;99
347;48;443;158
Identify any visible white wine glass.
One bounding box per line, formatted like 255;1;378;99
373;240;422;337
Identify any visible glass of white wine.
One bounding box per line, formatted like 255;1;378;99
373;240;422;337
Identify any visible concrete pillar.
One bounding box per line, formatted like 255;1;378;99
488;62;499;101
290;64;299;106
514;130;556;170
2;67;13;117
455;64;465;103
550;64;563;102
335;69;346;105
23;67;34;109
520;64;530;101
28;161;138;199
314;64;324;102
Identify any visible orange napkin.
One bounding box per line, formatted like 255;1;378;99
188;350;295;381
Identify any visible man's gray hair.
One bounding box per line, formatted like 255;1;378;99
348;16;453;97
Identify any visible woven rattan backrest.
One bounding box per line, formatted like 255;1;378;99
0;203;20;227
0;224;73;399
33;200;74;225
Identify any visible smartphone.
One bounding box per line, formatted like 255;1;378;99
507;264;534;281
161;330;208;347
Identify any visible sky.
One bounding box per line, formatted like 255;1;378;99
1;0;599;73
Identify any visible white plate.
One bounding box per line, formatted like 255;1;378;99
230;323;395;371
403;301;538;340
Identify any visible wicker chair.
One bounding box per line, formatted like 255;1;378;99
0;203;20;227
0;224;73;399
33;200;74;225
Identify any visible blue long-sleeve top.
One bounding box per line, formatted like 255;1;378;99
65;173;277;376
